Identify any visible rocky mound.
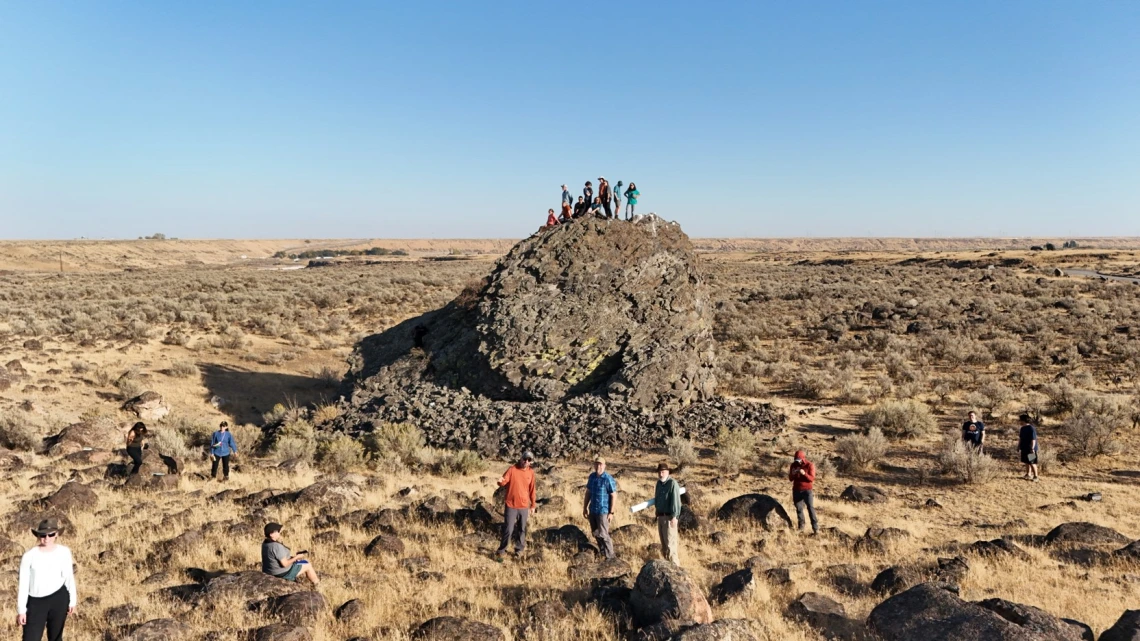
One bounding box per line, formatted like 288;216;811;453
330;216;783;457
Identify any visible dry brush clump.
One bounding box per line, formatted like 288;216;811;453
835;427;888;472
937;433;1001;484
859;399;936;439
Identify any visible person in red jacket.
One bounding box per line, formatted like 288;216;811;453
545;208;559;228
789;450;818;535
495;451;537;560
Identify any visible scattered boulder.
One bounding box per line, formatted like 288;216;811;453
975;598;1089;641
1044;522;1131;547
841;486;888;504
121;392;170;422
630;560;714;628
709;568;755;604
871;566;924;596
411;616;505;641
1101;610;1140;641
569;557;633;583
266;591;329;625
788;592;864;640
103;604;141;626
201;571;303;607
121;618;193;641
253;624;312;641
715;494;793;530
335;599;364;622
296;480;362;512
640;618;759;641
1115;540;1140;562
968;539;1031;560
538;524;592;552
39;482;98;513
364;534;405;557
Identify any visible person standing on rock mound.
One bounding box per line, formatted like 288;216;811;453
261;523;320;586
597;177;613;219
124;422;148;475
495;451;537;560
790;450;819;535
561;184;572;208
613;180;624;215
654;462;682;565
624;183;639;220
583;455;617;560
16;518;76;641
210;421;237;481
583;181;594;207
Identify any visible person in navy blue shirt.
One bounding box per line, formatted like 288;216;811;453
962;411;985;453
210;421;238;481
583;456;618;559
1018;413;1039;482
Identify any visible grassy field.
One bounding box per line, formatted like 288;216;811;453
1;240;1138;639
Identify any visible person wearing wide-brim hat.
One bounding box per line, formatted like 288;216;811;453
16;518;77;641
654;462;682;565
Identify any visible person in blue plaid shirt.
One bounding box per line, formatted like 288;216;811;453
582;455;618;559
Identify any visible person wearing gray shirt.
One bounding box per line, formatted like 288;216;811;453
261;522;320;586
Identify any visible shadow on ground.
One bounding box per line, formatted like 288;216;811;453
199;363;337;425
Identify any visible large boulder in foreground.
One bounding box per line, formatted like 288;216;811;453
331;218;783;457
869;583;1086;641
347;217;715;410
630;560;714;628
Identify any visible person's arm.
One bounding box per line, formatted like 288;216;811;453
17;552;30;616
669;481;681;523
228;432;238;453
803;462;816;483
529;472;537;511
125;430;134;449
607;477;617;516
497;467;512;488
63;548;77;612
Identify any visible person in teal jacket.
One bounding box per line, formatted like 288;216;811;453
210;421;238;481
624;183;640;220
654;461;682;565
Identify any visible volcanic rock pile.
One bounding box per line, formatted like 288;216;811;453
330;216;783;457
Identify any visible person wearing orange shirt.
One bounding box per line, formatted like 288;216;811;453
495;451;537;559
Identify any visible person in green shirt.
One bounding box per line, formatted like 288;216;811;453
654;461;682;565
623;183;640;220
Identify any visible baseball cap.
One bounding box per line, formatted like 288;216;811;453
594;455;605;465
522;451;535;461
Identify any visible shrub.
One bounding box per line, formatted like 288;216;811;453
666;437;699;472
967;380;1014;419
859;400;936;438
0;415;40;451
115;376;147;401
150;426;192;458
789;372;830;400
273;417;316;461
715;426;757;474
314;366;341;387
168;360;197;378
435;449;486;476
365;422;424;467
1065;395;1127;458
312;403;341;424
1041;380;1081;416
316;432;367;472
835;427;888;472
937;434;1000;484
814;455;837;482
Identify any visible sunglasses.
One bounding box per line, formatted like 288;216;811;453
36;532;58;539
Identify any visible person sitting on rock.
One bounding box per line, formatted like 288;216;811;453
588;197;605;218
790;450;818;535
124;422;148;475
559;200;573;223
210;421;237;482
572;195;588;218
962;411;985;453
495;451;537;560
583;455;617;559
545;208;559;228
654;462;682;565
261;523;319;586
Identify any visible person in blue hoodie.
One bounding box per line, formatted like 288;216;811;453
210;421;238;481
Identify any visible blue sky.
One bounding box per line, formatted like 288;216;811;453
2;1;1138;239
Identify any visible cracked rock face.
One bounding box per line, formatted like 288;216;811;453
331;217;781;458
346;216;716;410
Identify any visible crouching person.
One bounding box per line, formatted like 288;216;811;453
262;523;319;586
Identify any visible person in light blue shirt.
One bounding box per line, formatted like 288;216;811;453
582;456;618;559
210;421;238;481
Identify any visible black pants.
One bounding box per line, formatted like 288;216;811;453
211;455;230;479
23;586;68;641
793;489;818;533
601;199;613;219
126;446;143;474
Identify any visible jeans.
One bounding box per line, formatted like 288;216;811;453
793;489;818;533
589;513;615;559
626;203;635;218
498;507;530;554
211;455;230;479
22;586;69;641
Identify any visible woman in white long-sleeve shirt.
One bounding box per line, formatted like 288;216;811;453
16;518;76;641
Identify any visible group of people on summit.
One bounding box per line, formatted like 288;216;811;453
545;178;640;227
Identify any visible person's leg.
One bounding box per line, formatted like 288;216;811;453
805;490;819;534
667;520;681;565
22;595;49;641
497;508;518;555
211;456;219;479
128;447;143;474
657;516;669;561
793;491;806;531
515;507;530;553
222;455;230;480
300;563;320;586
1030;463;1039;479
44;587;68;641
602;199;612;219
598;514;614;559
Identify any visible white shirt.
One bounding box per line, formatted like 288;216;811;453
17;545;77;614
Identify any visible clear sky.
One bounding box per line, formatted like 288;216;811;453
2;1;1138;239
